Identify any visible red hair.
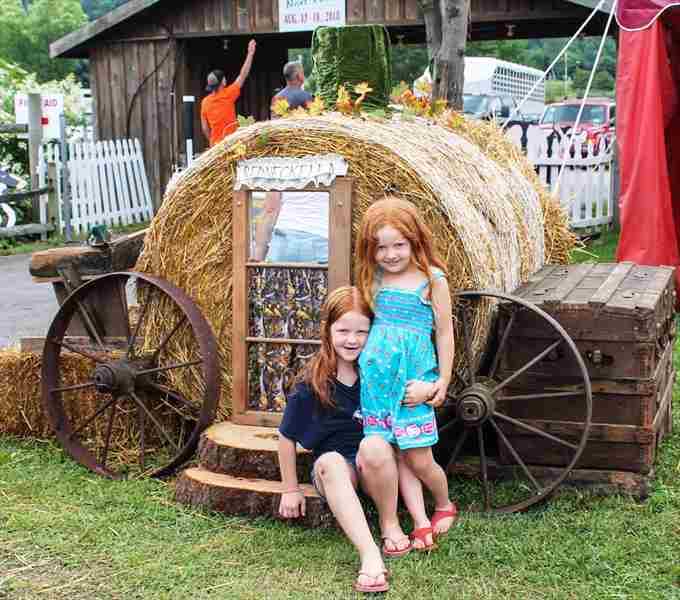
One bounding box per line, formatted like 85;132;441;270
302;286;373;409
356;196;447;308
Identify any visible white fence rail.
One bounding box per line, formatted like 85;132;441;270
39;138;153;236
506;124;615;229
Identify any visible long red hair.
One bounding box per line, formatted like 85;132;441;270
356;196;447;308
302;286;373;409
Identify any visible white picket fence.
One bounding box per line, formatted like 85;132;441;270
506;124;615;229
39;139;153;236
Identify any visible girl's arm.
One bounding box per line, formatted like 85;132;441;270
277;434;306;518
430;276;455;407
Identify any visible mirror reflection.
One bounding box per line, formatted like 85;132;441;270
250;191;329;263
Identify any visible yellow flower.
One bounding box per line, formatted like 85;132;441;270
354;81;373;95
272;97;290;117
307;96;325;116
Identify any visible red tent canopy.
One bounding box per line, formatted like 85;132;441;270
615;1;680;287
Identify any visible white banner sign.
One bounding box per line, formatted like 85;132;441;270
278;0;345;32
235;154;348;190
14;93;64;140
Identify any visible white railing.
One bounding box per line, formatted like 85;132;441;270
506;124;615;229
39;138;153;236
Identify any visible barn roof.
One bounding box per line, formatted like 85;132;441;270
50;0;614;60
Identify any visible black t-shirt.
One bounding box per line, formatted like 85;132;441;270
279;379;363;462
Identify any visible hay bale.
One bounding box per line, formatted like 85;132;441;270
0;350;181;466
136;113;575;418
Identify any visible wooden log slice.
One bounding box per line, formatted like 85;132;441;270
175;468;334;528
198;422;315;482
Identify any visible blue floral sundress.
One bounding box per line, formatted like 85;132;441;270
358;268;445;449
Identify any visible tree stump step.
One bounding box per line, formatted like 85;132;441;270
175;468;334;528
198;422;314;482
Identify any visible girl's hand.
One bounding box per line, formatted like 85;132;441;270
402;380;436;407
427;377;450;408
279;490;306;518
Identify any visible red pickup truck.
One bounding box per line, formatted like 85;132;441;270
539;98;616;154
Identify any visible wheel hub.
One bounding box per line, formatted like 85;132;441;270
456;382;496;426
93;361;136;394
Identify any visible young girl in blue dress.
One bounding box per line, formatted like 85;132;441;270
356;196;458;550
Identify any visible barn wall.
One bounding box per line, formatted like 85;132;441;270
90;39;180;208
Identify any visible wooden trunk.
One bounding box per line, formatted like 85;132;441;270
496;262;676;474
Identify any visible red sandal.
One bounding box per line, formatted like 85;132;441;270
354;570;390;593
409;526;436;552
431;503;458;539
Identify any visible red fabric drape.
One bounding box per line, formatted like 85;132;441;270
615;20;680;286
617;0;680;30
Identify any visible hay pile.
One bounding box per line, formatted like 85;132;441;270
0;350;182;466
137;113;575;418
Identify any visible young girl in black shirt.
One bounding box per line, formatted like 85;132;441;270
278;286;424;593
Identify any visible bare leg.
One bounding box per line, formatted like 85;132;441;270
313;452;386;587
402;446;455;535
396;451;433;549
356;436;410;554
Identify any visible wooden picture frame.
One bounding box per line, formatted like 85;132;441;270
232;177;353;427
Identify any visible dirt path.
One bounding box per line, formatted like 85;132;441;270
0;253;58;349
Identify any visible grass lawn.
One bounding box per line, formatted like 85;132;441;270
1;230;679;599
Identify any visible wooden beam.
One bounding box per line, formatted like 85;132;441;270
49;0;163;58
0;224;54;239
0;187;51;203
0;124;28;134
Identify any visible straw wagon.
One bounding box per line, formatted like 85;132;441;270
26;114;673;517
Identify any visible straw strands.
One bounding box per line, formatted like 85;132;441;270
137;113;575;417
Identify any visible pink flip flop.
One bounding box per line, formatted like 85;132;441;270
381;536;412;558
354;570;390;593
409;526;436;552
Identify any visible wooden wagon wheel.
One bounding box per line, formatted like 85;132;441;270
41;272;220;479
439;290;592;513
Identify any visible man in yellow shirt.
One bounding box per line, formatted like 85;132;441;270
201;39;256;147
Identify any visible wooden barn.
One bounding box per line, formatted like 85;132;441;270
50;0;612;206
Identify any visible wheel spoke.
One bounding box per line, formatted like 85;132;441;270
498;390;583;402
459;304;476;385
52;338;107;364
99;397;119;468
130;391;179;452
74;299;106;351
492;339;562;394
117;279;132;344
136;359;203;377
493;411;578;451
489;417;542;494
50;381;96;394
445;427;469;473
477;426;491;511
68;395;117;440
151;315;188;364
489;309;516;379
146;382;197;412
126;286;153;359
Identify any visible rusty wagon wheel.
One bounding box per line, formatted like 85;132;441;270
439;290;592;514
41;272;220;479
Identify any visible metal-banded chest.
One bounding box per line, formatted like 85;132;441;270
496;262;676;475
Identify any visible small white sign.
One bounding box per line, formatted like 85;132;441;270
14;93;65;140
235;154;348;190
278;0;345;32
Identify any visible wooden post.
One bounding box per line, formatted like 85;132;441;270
27;93;43;223
59;113;73;241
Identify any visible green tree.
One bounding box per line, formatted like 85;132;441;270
80;0;128;20
0;0;87;82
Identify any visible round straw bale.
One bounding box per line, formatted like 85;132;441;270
136;113;575;418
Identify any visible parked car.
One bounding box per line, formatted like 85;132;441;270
539;98;616;154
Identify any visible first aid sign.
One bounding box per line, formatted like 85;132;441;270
14;93;64;140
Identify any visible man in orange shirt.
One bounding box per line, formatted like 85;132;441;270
201;39;256;147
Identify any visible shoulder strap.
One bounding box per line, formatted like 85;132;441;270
415;268;446;293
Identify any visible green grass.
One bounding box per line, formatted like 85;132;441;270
570;227;620;264
1;228;679;599
0;221;149;257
